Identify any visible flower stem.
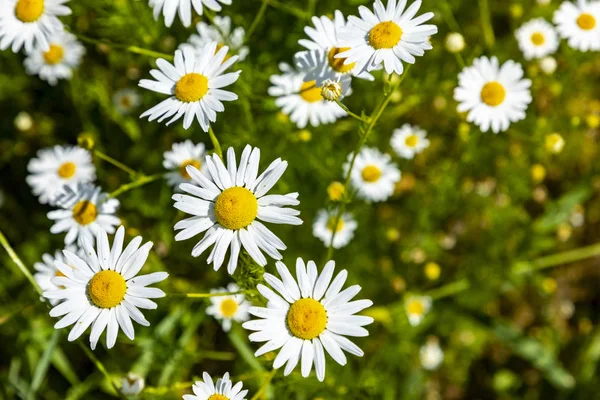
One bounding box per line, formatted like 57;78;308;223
94;150;137;177
74;33;174;60
335;100;370;123
246;0;271;41
0;228;42;295
228;326;266;373
478;0;495;49
513;242;600;274
109;173;163;198
250;369;277;400
426;278;470;300
208;126;224;159
78;342;126;399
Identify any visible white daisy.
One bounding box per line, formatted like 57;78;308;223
43;226;168;349
183;372;248;400
113;88;141;115
139;43;241;131
390;123;430;159
243;258;373;382
405;295;431;326
34;247;79;305
420;337;443;370
268;63;348;129
454;56;532;134
120;373;145;396
206;283;250;332
312;209;357;249
344;147;401;202
23;30;85;85
0;0;70;53
294;10;374;87
163;140;207;189
515;18;559;60
148;0;231;28
553;0;600;52
172;145;302;274
48;182;120;246
180;16;249;62
337;0;438;75
27;145;96;205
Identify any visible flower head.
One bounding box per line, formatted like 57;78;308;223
148;0;231;28
344;147;401;202
183;372;247;400
515;18;559;60
553;0;600;52
180;16;249;62
390;123;430;159
312;209;358;249
206;283;250;332
163;140;207;189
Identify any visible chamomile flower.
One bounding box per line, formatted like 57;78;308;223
390;123;430;159
34;247;79;305
420;337;444;370
43;226;168;349
173;145;302;274
454;56;532;133
206;283;250;332
268;63;348;129
243;259;373;382
24;30;85;85
163;140;207;189
180;16;249;62
405;295;431;326
553;0;600;52
344;147;401;202
183;372;248;400
148;0;231;28
337;0;438;76
515;18;559;60
48;183;120;246
120;373;145;396
0;0;71;53
113;88;141;115
312;209;357;249
27;145;96;205
139;44;241;131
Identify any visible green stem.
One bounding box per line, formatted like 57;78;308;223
250;369;277;400
426;278;470;300
439;0;461;33
94;150;137;177
27;330;61;399
75;33;173;60
228;327;265;373
78;342;126;399
109;173;163;198
246;0;271;41
514;242;600;274
0;228;42;295
454;52;466;68
167;291;243;298
266;0;309;20
478;0;495;49
335;100;370;123
208;126;224;159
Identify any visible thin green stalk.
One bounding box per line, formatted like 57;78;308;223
426;279;470;300
75;33;173;60
267;0;309;20
246;0;271;41
94;150;137;176
78;342;126;399
514;242;600;274
250;369;277;400
27;330;61;399
109;173;163;198
478;0;495;49
228;327;265;373
454;52;466;68
439;0;461;33
208;126;224;159
167;291;243;298
335;100;370;123
0;228;42;295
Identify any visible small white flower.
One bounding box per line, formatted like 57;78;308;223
320;79;343;101
206;283;250;332
180;16;249;62
163;140;207;189
515;18;559;60
405;295;431;326
390;123;430;159
420;337;444;370
113;88;141;115
539;56;558;74
148;0;231;28
312;209;357;249
120;373;145;396
444;32;465;53
183;372;248;400
344;147;401;202
553;0;600;52
34;247;79;305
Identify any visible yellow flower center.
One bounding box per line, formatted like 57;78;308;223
480;81;506;107
405;134;419;148
44;44;64;65
327;181;345;201
287;298;327;340
72;200;98;226
208;395;229;400
15;0;44;23
57;161;76;178
407;299;425;315
326;217;344;233
369;21;403;49
215;43;232;62
175;73;209;103
361;165;382;183
88;270;127;309
179;159;201;179
214;187;258;230
577;13;596;30
530;32;545;46
299;80;322;103
120;96;132;108
327;47;355;73
220;298;238;317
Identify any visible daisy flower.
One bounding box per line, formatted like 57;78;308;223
34;247;79;305
163;140;207;189
553;0;600;52
337;0;438;75
48;182;120;246
139;43;241;131
515;18;559;60
294;10;374;87
0;0;70;53
148;0;231;28
454;56;532;134
180;16;249;62
120;373;145;396
183;372;248;400
27;145;96;205
268;63;348;129
390;123;430;159
206;283;250;332
344;147;401;202
312;209;357;249
113;88;141;115
243;258;373;382
24;30;85;85
420;337;443;370
405;295;431;326
43;226;168;349
172;145;302;274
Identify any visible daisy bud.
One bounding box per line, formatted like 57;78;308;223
77;133;95;150
445;32;465;53
545;133;565;154
120;373;145;396
424;262;441;281
320;79;342;102
531;164;546;183
539;56;557;75
14;111;33;131
327;181;345;202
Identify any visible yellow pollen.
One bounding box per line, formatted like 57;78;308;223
327;47;355;73
299;80;322;103
577;13;596;30
530;32;545;46
369;21;403;49
44;44;64;65
326;217;344;233
55;269;66;278
88;270;127;309
407;300;425;315
480;81;506;107
361;165;382;183
405;134;419;148
57;161;76;178
175;73;209;103
179;159;201;179
72;200;98;226
15;0;44;23
220;298;238;317
214;187;258;230
287;298;327;340
208;395;229;400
